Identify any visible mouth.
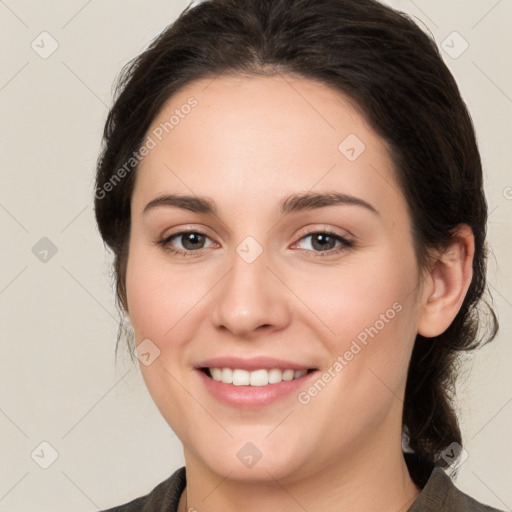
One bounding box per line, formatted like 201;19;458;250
196;365;320;408
199;367;317;386
193;355;320;408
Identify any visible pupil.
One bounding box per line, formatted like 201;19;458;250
183;233;204;250
312;234;335;251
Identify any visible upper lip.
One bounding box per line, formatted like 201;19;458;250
195;356;317;372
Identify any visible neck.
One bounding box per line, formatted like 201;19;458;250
178;438;420;512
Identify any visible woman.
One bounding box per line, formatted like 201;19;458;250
94;0;502;510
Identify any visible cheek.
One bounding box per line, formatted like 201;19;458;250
292;252;417;340
289;249;420;394
289;257;419;429
125;243;200;340
126;260;164;339
124;246;203;415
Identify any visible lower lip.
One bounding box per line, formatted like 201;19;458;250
196;369;319;409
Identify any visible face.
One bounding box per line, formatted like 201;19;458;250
125;74;425;484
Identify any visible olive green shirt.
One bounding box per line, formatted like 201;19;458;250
100;454;504;511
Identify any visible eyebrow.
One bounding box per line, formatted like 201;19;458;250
142;191;379;217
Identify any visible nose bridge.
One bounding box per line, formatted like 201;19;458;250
210;237;290;336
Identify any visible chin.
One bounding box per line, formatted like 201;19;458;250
189;435;315;485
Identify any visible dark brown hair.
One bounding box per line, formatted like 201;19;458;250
94;0;498;468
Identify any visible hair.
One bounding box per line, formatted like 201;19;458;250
94;0;498;469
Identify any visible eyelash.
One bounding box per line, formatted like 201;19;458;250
157;229;354;259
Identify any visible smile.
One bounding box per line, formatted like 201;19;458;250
204;367;313;386
197;367;319;409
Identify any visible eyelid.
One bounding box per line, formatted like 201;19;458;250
159;224;215;242
292;224;354;243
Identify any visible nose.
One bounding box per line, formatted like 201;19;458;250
210;246;291;338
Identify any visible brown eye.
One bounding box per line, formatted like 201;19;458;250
177;232;207;250
309;233;338;251
158;230;216;256
294;231;353;255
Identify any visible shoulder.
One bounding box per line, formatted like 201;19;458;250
409;465;505;512
98;466;186;512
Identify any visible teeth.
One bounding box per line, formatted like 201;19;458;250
233;369;249;386
282;369;295;381
249;369;267;386
208;367;309;386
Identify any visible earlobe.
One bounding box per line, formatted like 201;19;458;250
417;224;474;338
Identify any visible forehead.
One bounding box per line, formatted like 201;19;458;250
133;74;404;218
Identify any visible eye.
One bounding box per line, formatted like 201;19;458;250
292;230;354;257
157;230;217;256
156;228;353;258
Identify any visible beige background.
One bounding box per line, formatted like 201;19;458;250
0;0;510;510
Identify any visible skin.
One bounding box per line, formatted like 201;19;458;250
125;74;474;512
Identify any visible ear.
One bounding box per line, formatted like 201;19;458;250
417;224;474;338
